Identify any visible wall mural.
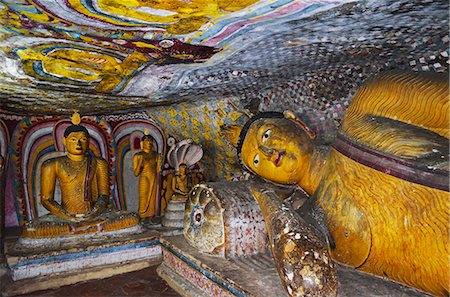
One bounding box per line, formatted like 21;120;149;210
148;98;247;181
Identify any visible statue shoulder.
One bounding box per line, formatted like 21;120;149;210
42;156;66;168
93;156;108;166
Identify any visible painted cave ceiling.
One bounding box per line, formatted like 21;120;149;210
0;0;448;114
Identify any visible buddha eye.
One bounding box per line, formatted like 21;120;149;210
253;154;260;168
262;129;271;143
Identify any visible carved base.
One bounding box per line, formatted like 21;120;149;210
158;236;430;297
158;235;286;297
162;200;186;228
3;229;162;296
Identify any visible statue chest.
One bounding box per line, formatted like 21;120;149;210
57;159;89;185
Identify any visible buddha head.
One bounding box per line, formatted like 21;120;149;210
224;111;316;186
141;129;155;152
178;163;187;176
63;112;89;157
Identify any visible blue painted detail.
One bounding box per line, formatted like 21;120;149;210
71;32;81;40
161;243;248;297
11;47;27;58
81;0;148;26
23;118;31;127
188;204;202;232
109;32;122;39
10;239;160;269
5;4;41;14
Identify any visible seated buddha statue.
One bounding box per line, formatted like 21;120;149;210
22;113;140;238
171;164;190;201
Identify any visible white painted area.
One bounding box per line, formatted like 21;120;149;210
123;151;140;212
129;6;177;16
0;55;29;80
11;245;161;281
119;64;178;97
90;0;167;26
22;125;54;220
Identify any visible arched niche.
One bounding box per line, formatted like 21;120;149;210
113;120;166;215
11;116;114;223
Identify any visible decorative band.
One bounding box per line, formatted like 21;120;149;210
332;132;449;192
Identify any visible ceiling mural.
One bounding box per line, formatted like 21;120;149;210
0;0;448;114
0;0;354;113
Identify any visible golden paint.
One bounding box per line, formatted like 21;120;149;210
63;0;259;34
16;45;150;92
240;118;314;188
71;112;81;125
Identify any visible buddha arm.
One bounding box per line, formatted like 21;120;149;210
86;158;109;218
172;176;188;195
133;153;143;176
40;160;75;221
156;154;163;172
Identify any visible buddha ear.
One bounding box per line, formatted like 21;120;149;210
283;110;316;140
221;125;243;148
140;141;143;150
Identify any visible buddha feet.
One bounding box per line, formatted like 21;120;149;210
22;210;140;238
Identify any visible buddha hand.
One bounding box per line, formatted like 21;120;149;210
73;195;108;222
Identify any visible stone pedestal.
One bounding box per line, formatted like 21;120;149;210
162;200;186;228
2;228;162;296
158;236;430;297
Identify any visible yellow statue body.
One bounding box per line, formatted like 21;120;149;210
171;164;190;201
22;114;139;238
230;71;449;296
133;132;162;219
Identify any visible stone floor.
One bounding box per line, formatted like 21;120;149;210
21;265;181;297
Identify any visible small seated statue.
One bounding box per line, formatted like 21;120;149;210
171;164;190;201
162;139;203;228
22;113;140;238
225;71;449;296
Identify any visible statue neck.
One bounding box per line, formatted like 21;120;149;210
67;153;87;162
142;148;152;153
298;145;330;195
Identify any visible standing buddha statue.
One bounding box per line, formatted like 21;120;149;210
133;130;163;222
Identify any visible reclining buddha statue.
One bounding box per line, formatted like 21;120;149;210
22;113;140;238
225;70;449;296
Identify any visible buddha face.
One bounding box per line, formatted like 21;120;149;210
179;164;187;175
240;118;313;185
63;131;89;156
142;138;154;152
